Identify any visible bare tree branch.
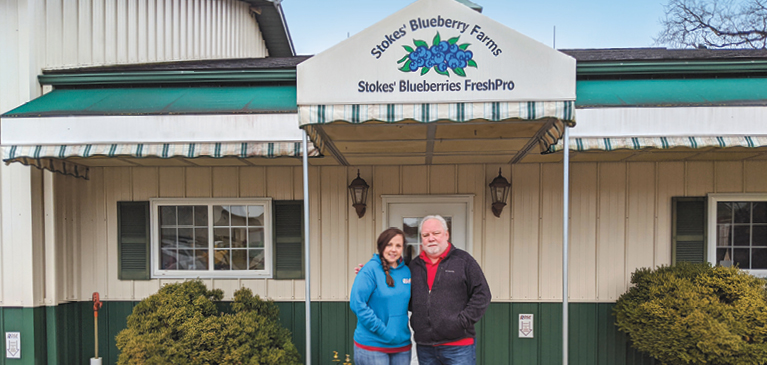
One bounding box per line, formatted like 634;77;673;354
656;0;767;49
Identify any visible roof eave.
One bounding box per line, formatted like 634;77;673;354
245;0;296;57
576;59;767;78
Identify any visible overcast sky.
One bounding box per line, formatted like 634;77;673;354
281;0;668;55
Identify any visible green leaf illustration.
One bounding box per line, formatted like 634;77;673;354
413;39;428;48
448;36;460;45
468;59;477;68
459;43;470;50
421;66;430;75
433;32;441;46
403;45;414;53
397;54;409;64
399;59;412;72
453;67;466;77
435;66;449;76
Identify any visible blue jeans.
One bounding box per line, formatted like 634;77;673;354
416;344;476;365
354;345;411;365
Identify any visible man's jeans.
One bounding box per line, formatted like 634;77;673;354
353;345;411;365
416;344;476;365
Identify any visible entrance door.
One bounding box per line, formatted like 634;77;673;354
382;195;474;264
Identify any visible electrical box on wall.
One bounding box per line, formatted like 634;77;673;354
6;332;20;359
519;314;534;338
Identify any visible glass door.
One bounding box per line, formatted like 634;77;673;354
382;195;473;264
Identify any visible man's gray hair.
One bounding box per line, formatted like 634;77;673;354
419;215;448;233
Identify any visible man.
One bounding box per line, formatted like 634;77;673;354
408;215;491;365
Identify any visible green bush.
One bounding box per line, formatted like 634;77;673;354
615;262;767;365
116;281;301;365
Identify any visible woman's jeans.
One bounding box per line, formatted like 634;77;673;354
354;345;411;365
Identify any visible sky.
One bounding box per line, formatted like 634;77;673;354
281;0;668;56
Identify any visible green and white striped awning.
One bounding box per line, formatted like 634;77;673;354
298;101;576;156
548;136;767;153
3;142;319;179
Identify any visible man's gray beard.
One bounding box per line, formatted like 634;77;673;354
422;245;441;256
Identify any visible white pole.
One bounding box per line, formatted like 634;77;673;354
302;130;312;365
562;126;570;365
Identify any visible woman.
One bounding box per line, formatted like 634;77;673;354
350;227;412;365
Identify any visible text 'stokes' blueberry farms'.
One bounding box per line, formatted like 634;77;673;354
398;32;478;77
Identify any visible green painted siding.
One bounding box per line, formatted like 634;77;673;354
273;302;656;365
0;307;47;365
575;78;767;107
39;302;137;365
0;302;655;364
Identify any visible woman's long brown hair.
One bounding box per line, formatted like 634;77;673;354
377;227;405;287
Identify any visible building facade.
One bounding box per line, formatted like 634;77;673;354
2;0;767;364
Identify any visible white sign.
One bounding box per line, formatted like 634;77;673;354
519;314;534;338
297;0;575;105
5;332;20;359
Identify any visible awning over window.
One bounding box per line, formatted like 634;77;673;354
548;136;767;153
3;142;319;180
2;86;297;117
0;85;318;177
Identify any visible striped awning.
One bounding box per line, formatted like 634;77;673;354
298;101;576;156
3;141;319;179
548;136;767;153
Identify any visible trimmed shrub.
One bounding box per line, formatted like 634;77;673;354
116;281;301;365
614;262;767;365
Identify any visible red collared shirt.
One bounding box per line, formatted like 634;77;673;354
418;244;474;347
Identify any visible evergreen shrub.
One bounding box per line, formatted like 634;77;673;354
116;280;301;365
614;262;767;365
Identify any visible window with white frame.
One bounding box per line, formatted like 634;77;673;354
708;194;767;276
151;199;272;278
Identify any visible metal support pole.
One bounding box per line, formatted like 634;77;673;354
302;130;312;365
562;126;570;365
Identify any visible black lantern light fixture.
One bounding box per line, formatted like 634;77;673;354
489;168;511;218
348;170;370;218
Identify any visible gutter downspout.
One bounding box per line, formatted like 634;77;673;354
302;130;311;365
562;126;570;365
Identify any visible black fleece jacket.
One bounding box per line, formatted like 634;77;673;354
408;245;491;345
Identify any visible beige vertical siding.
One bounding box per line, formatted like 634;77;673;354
42;0;267;69
625;163;656;288
569;163;597;300
596;163;627;300
2;0;267;80
50;161;767;304
1;0;267;307
745;161;767;193
655;162;685;269
510;163;540;300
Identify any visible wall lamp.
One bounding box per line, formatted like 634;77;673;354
348;170;370;218
489;168;511;218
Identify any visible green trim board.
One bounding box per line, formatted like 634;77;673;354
1;86;297;118
575;78;767;107
37;70;297;86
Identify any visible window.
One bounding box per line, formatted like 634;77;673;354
151;199;272;278
708;194;767;277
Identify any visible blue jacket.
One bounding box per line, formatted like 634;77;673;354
350;254;412;348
